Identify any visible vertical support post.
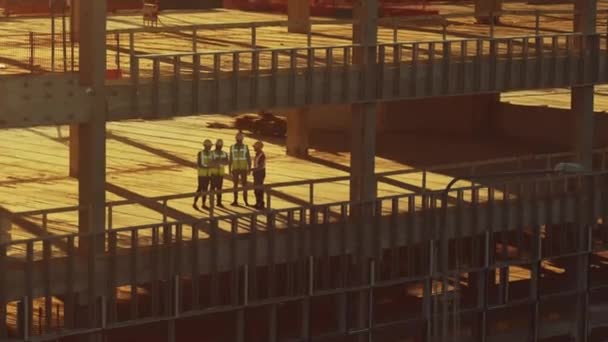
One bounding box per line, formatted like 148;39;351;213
351;4;378;342
475;0;502;25
286;109;310;158
288;0;310;34
129;32;134;57
572;0;597;170
307;29;312;47
70;0;80;43
51;8;56;72
574;177;592;342
75;0;107;252
0;241;6;339
72;2;108;339
393;19;398;43
192;29;197;53
29;32;34;73
251;24;257;49
62;7;67;72
350;105;377;205
115;33;120;71
535;10;540;36
350;0;378;206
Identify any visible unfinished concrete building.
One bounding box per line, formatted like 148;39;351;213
1;0;608;341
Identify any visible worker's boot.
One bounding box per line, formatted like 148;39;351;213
202;196;209;210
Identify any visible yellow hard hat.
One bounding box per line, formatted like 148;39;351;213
203;139;212;147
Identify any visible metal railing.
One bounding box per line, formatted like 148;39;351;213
124;31;604;116
0;8;606;77
0;32;76;75
0;168;606;340
5;148;608;237
132;31;592;76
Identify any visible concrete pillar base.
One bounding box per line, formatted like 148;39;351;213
286;108;310;158
474;0;502;25
287;0;310;34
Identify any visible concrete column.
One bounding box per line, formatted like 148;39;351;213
572;0;597;170
223;0;240;10
572;87;594;170
351;3;378;341
69;124;80;177
474;0;502;25
75;0;107;252
350;105;377;204
286;109;310;158
69;0;80;42
472;93;500;137
288;0;310;34
350;0;378;205
72;2;107;341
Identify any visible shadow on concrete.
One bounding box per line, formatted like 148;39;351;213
108;130;196;168
107;130;324;214
0;206;68;250
105;182;233;237
24;127;68;146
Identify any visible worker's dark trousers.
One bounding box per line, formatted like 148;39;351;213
253;169;266;208
211;175;224;205
195;176;211;204
232;170;248;204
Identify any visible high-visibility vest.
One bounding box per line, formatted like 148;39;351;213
198;150;212;177
254;152;266;170
230;144;249;171
210;150;228;176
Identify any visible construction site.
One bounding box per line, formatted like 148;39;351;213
0;0;608;341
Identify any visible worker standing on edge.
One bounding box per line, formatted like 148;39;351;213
252;140;266;210
211;139;229;208
229;131;251;206
193;139;213;210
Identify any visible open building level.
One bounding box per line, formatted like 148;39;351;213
1;0;608;341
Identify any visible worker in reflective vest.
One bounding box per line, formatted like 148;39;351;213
252;140;267;210
229;131;251;206
210;139;229;208
193;139;213;210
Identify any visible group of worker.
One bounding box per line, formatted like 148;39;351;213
193;132;267;211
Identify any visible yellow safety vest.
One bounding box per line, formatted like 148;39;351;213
198;150;212;177
210;150;228;176
230;144;249;171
